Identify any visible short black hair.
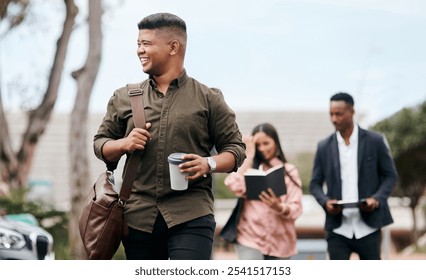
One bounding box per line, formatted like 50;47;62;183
137;13;186;34
330;92;354;106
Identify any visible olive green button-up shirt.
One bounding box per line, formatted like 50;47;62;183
93;70;246;233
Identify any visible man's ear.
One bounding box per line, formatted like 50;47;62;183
169;39;180;55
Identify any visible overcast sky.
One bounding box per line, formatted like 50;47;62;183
2;0;426;126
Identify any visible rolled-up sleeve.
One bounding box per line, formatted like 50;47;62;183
93;88;129;168
208;89;246;171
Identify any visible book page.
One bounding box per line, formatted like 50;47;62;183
244;164;284;176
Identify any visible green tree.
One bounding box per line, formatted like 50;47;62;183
371;100;426;248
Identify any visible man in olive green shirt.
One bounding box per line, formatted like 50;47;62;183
93;13;245;260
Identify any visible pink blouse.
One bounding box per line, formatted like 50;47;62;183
224;163;303;258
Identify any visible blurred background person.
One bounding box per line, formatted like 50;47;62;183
309;92;398;260
222;123;303;260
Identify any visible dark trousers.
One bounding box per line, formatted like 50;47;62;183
122;213;216;260
326;230;382;260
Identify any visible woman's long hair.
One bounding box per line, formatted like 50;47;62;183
251;123;287;169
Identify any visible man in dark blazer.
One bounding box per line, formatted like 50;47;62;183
309;92;398;260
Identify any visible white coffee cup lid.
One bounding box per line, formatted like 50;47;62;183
167;153;188;164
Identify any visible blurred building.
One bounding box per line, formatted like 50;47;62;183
6;111;335;210
6;111;425;255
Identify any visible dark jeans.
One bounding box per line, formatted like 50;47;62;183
122;213;216;260
326;230;382;260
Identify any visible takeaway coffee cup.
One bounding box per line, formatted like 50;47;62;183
167;153;189;191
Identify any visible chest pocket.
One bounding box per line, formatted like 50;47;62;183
171;114;208;152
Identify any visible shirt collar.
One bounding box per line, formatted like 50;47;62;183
336;124;359;145
148;69;188;89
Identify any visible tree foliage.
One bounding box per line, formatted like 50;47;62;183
371;100;426;203
372;101;426;159
371;100;426;247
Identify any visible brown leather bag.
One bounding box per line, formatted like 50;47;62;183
78;83;146;260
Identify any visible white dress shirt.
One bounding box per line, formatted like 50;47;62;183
333;125;377;239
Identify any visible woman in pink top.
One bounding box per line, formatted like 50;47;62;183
224;123;303;259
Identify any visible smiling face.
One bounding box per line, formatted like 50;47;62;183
136;29;173;76
254;131;277;162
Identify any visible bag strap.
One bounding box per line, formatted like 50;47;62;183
118;82;147;201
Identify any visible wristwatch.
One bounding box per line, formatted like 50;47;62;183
207;157;217;173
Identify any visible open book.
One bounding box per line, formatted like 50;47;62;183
244;164;286;200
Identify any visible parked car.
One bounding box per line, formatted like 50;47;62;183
0;215;54;260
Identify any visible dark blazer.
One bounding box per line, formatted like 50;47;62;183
309;126;398;231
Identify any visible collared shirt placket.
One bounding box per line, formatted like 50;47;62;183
155;86;176;210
